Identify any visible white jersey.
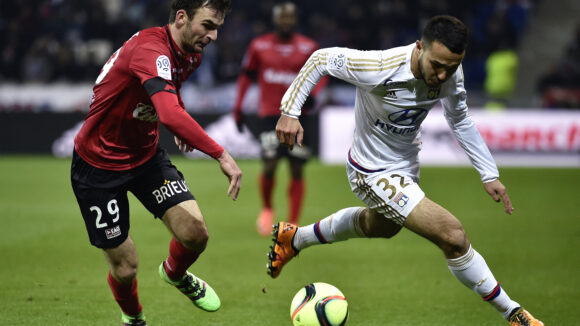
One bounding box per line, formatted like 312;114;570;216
280;44;499;182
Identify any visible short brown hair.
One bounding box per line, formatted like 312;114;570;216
169;0;232;23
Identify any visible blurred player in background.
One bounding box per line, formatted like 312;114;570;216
267;15;543;326
232;2;327;236
70;1;241;325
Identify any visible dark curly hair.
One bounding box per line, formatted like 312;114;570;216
422;15;469;54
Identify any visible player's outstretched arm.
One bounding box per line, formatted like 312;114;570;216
217;149;242;201
276;115;303;150
483;179;514;215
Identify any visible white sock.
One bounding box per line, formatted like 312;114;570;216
447;246;520;319
292;207;365;251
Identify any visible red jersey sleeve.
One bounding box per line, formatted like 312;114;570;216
150;89;224;159
129;39;223;159
130;41;173;83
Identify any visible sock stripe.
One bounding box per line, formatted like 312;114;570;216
313;222;328;243
483;282;501;301
447;245;475;269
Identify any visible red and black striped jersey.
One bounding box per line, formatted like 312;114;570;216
75;25;223;170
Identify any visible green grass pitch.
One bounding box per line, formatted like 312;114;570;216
0;155;578;325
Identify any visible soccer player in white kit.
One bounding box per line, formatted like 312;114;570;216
267;15;543;326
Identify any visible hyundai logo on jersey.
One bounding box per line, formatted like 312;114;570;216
387;108;428;126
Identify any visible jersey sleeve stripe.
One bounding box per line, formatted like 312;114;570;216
344;51;406;71
346;60;406;72
346;52;406;64
280;52;328;114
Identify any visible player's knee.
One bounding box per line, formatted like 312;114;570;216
112;261;138;284
439;225;468;257
178;221;209;252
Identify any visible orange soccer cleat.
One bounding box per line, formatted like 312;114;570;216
508;307;544;326
267;222;299;278
256;208;274;237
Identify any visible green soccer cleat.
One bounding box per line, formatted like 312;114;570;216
121;311;146;326
158;262;221;312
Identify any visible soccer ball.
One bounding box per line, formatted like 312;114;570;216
290;282;349;326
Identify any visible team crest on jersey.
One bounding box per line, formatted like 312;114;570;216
428;87;441;99
156;55;172;80
328;53;346;70
133;103;159;122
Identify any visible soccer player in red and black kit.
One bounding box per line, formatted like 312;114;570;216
70;1;240;325
233;2;327;236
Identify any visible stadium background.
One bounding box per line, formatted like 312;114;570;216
1;1;579;325
1;0;580;158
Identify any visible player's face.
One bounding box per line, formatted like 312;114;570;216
417;40;464;87
181;7;224;53
274;9;297;38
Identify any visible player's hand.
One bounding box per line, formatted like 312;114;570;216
233;108;244;133
174;136;195;152
483;179;514;215
217;150;242;200
276;115;303;150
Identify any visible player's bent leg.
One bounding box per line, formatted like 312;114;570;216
159;200;220;311
162;200;209;252
404;196;469;258
267;207;370;278
358;208;403;239
404;197;540;324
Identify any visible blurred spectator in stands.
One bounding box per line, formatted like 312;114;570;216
537;22;580;108
484;10;519;109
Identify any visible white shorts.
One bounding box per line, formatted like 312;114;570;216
346;163;425;225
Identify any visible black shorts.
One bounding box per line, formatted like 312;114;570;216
70;147;194;249
252;116;312;162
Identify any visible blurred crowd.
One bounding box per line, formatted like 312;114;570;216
2;0;556;108
1;1;531;82
536;22;580;108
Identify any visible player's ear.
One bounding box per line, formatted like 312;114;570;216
175;9;189;27
416;40;423;51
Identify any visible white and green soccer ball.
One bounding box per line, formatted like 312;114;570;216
290;282;349;326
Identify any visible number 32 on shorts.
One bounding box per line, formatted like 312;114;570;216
376;174;410;206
